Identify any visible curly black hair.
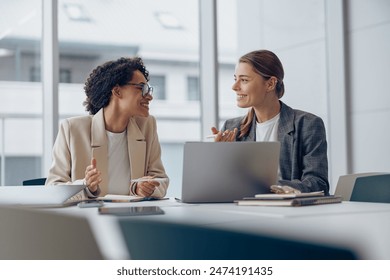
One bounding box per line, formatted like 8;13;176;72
83;57;149;115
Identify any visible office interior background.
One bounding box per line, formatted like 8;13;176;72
0;0;389;198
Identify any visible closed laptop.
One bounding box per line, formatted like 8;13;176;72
0;185;85;206
181;142;280;203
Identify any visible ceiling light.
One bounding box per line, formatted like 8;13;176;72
63;3;91;22
155;12;182;29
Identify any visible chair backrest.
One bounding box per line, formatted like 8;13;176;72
119;219;357;260
351;174;390;203
22;177;47;186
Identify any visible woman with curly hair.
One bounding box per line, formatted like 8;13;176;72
46;57;169;199
211;50;329;195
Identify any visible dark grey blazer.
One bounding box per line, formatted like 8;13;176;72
221;101;329;195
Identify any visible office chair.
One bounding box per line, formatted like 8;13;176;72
119;219;357;260
22;177;47;186
350;174;390;203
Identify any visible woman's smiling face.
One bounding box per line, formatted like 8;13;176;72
231;62;270;109
121;70;153;117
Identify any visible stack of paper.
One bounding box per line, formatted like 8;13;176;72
235;191;342;207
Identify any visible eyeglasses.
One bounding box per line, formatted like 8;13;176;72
126;83;153;97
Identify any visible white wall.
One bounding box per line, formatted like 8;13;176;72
347;0;390;173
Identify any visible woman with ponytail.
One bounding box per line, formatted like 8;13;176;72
211;50;329;195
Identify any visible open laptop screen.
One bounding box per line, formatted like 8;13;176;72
181;142;280;203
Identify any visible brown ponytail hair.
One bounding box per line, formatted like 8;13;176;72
238;50;285;139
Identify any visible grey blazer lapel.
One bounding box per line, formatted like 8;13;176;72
277;102;295;179
278;102;295;141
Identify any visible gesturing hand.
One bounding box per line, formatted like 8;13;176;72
84;157;102;193
211;127;238;142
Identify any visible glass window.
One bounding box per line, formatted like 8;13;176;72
58;0;200;197
150;75;166;100
187;76;199;101
29;67;71;83
59;68;71;83
0;0;43;185
29;66;41;82
216;0;245;129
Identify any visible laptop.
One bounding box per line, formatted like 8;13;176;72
181;142;280;203
0;205;104;259
334;172;389;201
0;185;85;207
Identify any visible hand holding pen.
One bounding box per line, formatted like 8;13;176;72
132;177;166;197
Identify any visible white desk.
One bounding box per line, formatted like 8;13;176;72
117;199;390;259
2;199;390;259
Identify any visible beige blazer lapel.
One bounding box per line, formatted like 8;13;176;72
91;109;109;196
127;118;146;179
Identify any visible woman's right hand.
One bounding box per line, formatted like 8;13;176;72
211;127;238;142
84;158;102;193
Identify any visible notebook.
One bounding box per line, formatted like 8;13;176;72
235;195;342;207
253;191;324;199
0;185;85;207
181;141;280;203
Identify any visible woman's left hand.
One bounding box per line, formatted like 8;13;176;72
135;177;160;197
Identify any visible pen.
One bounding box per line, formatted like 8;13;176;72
97;199;132;203
205;134;218;139
131;178;168;183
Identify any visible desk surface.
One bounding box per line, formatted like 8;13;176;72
2;199;390;259
140;200;390;259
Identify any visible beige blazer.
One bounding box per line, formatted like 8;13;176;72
46;108;169;198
